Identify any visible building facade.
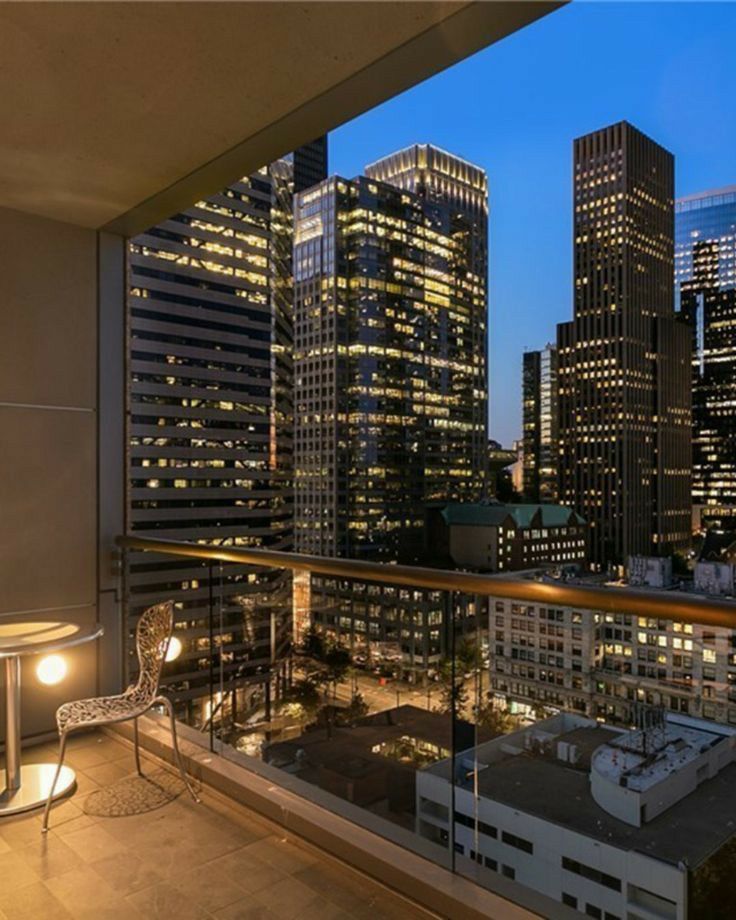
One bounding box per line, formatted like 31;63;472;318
522;344;558;503
292;146;487;678
433;503;587;572
293;146;488;562
676;187;736;531
557;122;691;568
417;711;736;920
127;140;327;720
488;560;736;727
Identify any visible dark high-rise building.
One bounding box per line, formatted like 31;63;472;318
126;140;327;719
292;146;487;678
522;343;558;503
676;187;736;529
293;146;488;562
557;122;691;567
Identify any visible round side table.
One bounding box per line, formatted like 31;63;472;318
0;619;103;816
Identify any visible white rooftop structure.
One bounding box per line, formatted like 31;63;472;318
590;714;736;827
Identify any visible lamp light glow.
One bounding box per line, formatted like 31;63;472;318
36;654;67;686
165;636;182;662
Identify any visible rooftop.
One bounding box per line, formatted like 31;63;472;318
592;722;728;793
427;718;736;868
441;503;585;530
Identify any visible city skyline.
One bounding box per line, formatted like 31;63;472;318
330;1;736;447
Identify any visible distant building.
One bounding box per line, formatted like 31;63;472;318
677;186;736;531
700;530;736;565
522;344;558;503
626;555;673;588
488;558;736;726
264;704;479;819
487;440;517;498
293;145;489;680
694;560;736;597
416;711;736;919
127;140;327;719
294;145;488;562
433;503;587;572
510;439;524;497
557;121;691;567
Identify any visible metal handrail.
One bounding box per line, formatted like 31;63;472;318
116;535;736;629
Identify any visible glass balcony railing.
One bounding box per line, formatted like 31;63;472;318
118;536;736;920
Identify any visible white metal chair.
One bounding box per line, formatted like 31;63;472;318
42;600;199;831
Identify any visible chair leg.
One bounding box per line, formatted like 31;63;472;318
159;697;200;803
42;731;68;833
133;717;143;776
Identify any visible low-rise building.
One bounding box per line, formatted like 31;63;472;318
489;559;736;725
431;503;587;572
416;711;736;919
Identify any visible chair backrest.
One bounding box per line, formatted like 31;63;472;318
134;601;174;701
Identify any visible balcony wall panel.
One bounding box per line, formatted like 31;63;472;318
0;206;100;741
0;206;96;408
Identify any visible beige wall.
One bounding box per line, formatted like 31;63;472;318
0;206;101;741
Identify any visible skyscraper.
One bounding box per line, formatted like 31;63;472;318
522;343;559;503
292;146;487;678
293;146;488;562
557;122;691;567
127;140;327;719
676;187;736;529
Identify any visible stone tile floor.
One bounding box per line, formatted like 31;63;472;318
0;732;437;920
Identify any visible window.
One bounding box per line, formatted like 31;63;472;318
484;856;497;871
562;893;578;909
502;831;534;854
454;812;496;838
562;857;621;892
502;865;515;880
585;905;602;919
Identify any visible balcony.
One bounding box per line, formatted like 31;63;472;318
108;536;736;920
0;729;435;920
3;3;735;919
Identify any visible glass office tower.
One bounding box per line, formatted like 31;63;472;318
127;140;327;721
293;152;488;563
557;122;691;567
677;187;736;528
292;149;488;679
522;343;559;503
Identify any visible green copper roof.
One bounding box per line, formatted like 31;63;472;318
441;503;585;529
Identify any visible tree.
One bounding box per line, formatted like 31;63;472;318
474;702;517;736
434;658;470;716
300;625;325;660
336;692;369;726
279;677;322;722
455;637;482;675
324;644;351;686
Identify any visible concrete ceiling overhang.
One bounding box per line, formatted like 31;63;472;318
0;1;563;235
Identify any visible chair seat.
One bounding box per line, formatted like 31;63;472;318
56;686;153;733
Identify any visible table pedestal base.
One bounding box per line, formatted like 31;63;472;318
0;764;76;816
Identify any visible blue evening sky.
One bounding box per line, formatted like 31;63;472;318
329;2;736;447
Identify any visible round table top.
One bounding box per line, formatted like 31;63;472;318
0;620;104;658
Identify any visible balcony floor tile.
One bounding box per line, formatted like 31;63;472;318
0;732;437;919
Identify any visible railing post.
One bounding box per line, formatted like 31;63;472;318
208;560;215;754
447;589;457;875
